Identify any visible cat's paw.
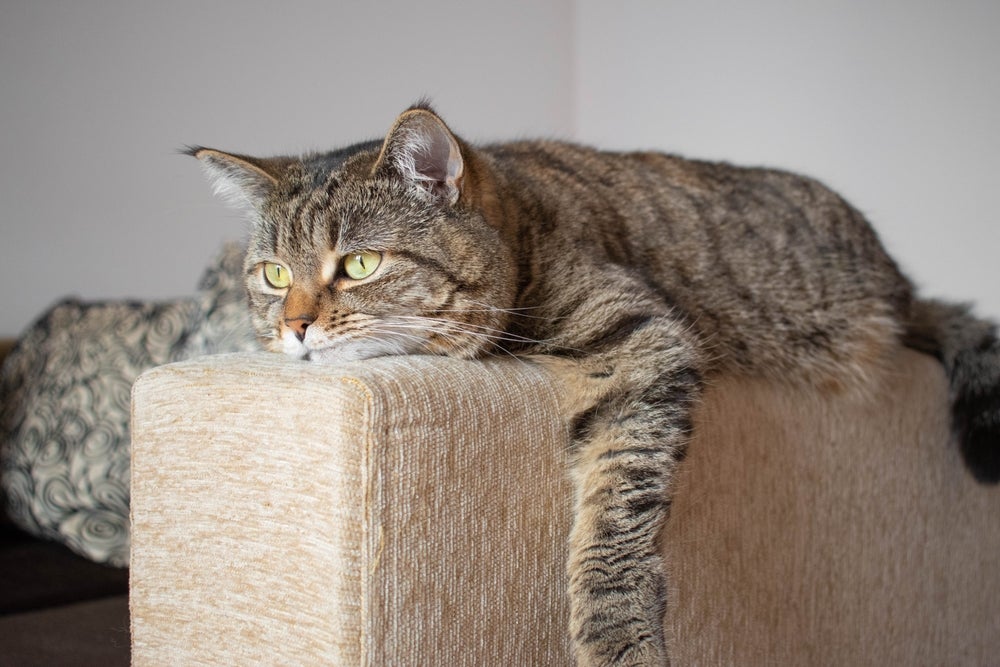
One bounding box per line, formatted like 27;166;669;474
612;643;667;667
575;640;667;667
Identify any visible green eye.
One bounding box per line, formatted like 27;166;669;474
263;262;291;289
342;251;382;280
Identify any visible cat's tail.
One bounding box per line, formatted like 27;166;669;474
905;299;1000;483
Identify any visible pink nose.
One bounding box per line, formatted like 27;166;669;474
284;316;314;342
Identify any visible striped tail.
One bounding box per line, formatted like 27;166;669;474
906;299;1000;483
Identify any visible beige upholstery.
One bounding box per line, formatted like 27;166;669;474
129;350;1000;665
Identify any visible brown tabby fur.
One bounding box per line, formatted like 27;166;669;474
191;103;1000;666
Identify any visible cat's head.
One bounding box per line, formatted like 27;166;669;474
190;105;515;363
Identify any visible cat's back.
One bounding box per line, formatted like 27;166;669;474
482;138;913;381
482;138;885;272
483;138;840;231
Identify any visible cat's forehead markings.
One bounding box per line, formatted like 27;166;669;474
320;251;339;284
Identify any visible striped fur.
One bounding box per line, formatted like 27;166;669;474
193;104;1000;666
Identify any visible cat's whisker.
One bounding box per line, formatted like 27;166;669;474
364;322;512;363
409;321;535;366
397;311;539;343
456;299;557;321
393;315;555;345
364;327;433;348
381;320;509;348
388;315;587;359
377;317;518;351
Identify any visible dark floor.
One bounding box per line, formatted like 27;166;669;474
0;522;130;666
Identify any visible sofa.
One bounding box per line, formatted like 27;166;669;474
127;347;1000;665
2;240;998;663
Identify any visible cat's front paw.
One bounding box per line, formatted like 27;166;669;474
575;639;667;667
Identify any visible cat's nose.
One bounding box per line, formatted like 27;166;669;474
285;316;314;343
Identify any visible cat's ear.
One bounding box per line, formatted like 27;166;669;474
373;107;465;205
187;147;286;211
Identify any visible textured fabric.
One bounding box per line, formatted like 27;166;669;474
664;350;1000;665
130;353;570;666
0;242;256;565
129;350;1000;665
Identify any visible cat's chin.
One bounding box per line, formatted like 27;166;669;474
300;339;408;365
304;347;376;364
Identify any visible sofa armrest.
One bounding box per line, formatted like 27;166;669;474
130;353;572;665
130;350;1000;665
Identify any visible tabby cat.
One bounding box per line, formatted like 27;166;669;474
191;103;1000;666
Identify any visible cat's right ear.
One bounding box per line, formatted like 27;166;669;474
186;147;281;212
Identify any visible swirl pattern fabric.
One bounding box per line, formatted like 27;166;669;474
0;242;257;565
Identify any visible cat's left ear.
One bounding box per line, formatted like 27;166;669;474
373;107;465;206
187;147;287;212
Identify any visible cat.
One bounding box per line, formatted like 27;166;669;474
190;103;1000;666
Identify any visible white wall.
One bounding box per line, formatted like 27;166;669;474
3;1;998;337
575;0;1000;319
0;1;573;336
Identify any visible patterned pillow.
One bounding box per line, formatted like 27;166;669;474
0;242;257;565
180;241;260;359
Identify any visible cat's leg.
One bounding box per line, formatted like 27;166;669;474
538;313;703;667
